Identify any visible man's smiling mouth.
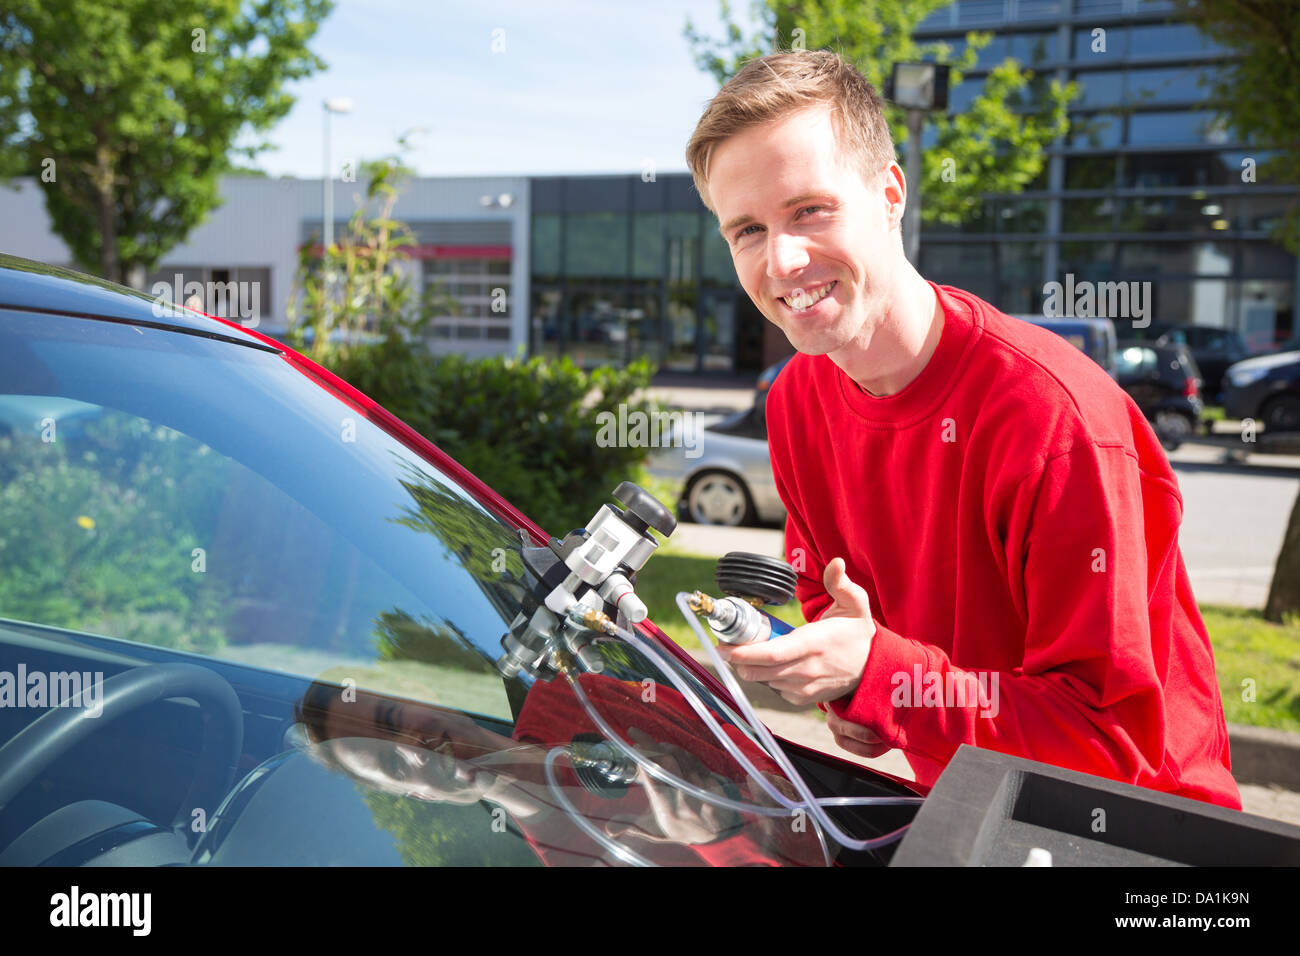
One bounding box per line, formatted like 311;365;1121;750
780;280;836;313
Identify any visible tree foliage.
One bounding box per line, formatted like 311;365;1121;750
683;0;1075;225
1175;0;1300;253
1169;1;1300;621
286;153;456;367
0;0;332;283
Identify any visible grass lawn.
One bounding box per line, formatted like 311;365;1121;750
635;542;806;651
1201;604;1300;733
636;547;1300;734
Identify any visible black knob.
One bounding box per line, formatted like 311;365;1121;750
612;481;677;538
715;552;797;606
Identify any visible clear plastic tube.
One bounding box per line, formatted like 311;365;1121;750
604;625;922;812
670;591;915;853
562;665;835;867
542;747;655;867
538;595;921;863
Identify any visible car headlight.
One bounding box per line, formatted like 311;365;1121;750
1227;366;1270;388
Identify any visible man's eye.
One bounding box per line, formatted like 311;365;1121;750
737;224;761;239
800;205;824;217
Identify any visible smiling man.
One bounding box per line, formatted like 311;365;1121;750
685;50;1240;810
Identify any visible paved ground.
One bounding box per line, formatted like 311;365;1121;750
1168;442;1300;607
648;376;1300;827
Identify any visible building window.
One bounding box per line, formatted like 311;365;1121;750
1126;110;1223;146
145;265;271;327
1069;112;1122;149
565;212;628;279
422;257;512;342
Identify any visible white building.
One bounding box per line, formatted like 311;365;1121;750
0;174;531;358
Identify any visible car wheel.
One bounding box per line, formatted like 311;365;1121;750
1154;410;1194;452
686;471;755;526
1261;393;1300;433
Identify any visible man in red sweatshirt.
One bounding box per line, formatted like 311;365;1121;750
685;50;1240;810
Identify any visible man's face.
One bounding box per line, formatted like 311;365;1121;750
708;105;902;356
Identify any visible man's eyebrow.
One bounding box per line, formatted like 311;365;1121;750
719;193;831;238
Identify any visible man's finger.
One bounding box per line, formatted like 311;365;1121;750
823;557;873;617
827;712;884;745
832;733;891;759
732;659;808;684
717;628;819;667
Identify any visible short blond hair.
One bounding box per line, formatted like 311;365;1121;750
686;50;895;214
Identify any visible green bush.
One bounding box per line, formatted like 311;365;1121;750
326;346;658;535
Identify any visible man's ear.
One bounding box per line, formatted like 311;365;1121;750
881;161;907;231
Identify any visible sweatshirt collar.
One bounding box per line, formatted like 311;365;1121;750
834;282;982;426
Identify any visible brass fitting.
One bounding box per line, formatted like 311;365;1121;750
688;591;714;614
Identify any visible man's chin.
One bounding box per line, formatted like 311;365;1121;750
783;325;850;358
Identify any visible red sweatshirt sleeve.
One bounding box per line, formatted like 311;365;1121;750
828;439;1218;797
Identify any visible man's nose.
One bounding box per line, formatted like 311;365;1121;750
766;232;810;278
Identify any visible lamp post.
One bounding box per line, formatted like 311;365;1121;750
322;98;353;253
885;63;949;266
322;97;352;325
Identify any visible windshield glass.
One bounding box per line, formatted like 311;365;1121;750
0;309;837;866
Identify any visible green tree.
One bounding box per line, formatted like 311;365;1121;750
683;0;1076;226
286;152;456;366
1175;0;1300;253
1170;1;1300;621
0;0;332;284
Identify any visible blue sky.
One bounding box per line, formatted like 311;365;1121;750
249;0;761;179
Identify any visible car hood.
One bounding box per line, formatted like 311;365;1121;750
1226;350;1300;375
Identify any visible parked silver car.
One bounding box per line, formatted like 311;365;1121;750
647;407;787;527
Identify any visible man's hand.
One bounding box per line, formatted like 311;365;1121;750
716;557;877;707
827;711;891;759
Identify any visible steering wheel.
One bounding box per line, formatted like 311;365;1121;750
0;663;244;834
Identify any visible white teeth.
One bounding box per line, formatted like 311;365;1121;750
783;282;833;311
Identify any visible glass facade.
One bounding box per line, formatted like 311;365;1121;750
914;1;1298;348
422;257;512;342
524;2;1297;373
527;175;758;373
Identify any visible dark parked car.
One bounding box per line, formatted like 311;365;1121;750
1114;341;1204;451
1129;322;1251;406
1221;349;1300;432
0;255;923;867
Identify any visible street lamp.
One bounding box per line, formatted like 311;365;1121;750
322;98;353;254
885;63;949;266
322;97;352;326
398;125;430;151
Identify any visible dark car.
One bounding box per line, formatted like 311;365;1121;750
0;255;925;868
1221;349;1300;432
1130;322;1251;406
1114;341;1204;451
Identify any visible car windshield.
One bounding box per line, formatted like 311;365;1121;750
0;309;883;866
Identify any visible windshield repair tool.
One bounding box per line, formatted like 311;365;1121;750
687;552;798;644
495;481;675;681
501;486;919;864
